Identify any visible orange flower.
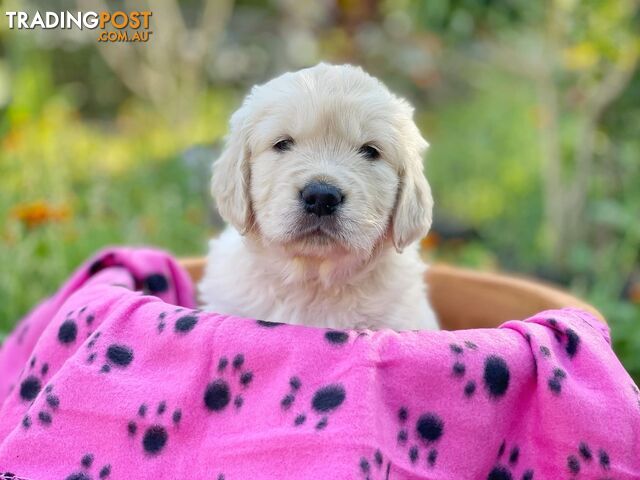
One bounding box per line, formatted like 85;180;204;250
421;233;441;250
11;201;70;229
2;129;23;152
630;283;640;305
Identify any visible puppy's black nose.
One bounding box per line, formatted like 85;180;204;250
301;182;344;216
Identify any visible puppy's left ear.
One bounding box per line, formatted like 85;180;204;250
392;126;434;253
211;104;253;234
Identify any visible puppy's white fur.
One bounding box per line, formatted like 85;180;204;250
199;63;438;330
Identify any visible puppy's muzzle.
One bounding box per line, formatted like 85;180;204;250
300;181;344;217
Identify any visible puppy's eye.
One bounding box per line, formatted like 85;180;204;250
273;137;294;152
359;144;380;160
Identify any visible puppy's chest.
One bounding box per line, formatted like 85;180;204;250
204;265;386;329
244;277;379;328
201;233;432;330
266;285;377;329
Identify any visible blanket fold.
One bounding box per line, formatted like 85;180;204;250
0;248;637;480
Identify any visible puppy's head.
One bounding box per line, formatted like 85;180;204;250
212;63;433;259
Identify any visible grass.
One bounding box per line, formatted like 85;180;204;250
0;154;215;332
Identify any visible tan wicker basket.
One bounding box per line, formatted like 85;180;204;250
179;258;604;330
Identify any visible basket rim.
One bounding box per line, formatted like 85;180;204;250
179;257;605;329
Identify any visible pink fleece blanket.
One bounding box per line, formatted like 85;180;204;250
0;248;638;480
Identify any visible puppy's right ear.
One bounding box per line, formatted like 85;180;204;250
392;123;433;253
211;106;252;234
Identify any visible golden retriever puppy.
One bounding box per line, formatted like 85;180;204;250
199;63;438;330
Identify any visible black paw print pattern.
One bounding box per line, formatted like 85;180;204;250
64;453;111;480
487;441;534;480
88;253;120;276
84;330;134;374
535;344;570;396
59;307;97;347
156;312;167;333
255;319;285;328
127;401;182;456
204;354;254;412
154;309;203;335
140;273;170;296
482;355;511;400
447;342;511;402
284;380;346;430
324;330;349;346
280;376;302;412
18;356;50;403
174;312;199;335
548;318;581;359
448;342;480;399
547;367;567;395
85;331;101;365
22;384;60;428
359;449;391;480
449;343;467;379
566;442;611;477
395;407;444;468
75;306;96;339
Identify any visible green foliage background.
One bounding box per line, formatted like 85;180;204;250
0;0;638;379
